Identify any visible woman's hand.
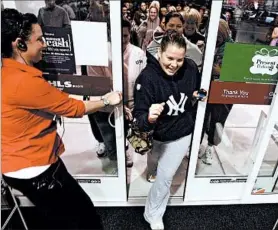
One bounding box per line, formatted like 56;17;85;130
193;89;208;102
148;102;165;123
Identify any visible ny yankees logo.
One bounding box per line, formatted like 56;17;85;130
166;93;188;116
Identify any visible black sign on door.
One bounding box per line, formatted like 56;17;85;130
35;27;76;74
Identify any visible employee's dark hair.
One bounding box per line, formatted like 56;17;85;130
165;11;184;25
122;18;132;31
161;29;186;52
1;8;38;58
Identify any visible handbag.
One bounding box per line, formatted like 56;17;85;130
126;118;154;155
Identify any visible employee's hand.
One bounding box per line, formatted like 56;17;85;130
103;91;122;106
148;102;165;123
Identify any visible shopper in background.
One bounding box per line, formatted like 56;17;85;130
133;30;206;230
199;19;233;165
86;0;106;22
56;0;76;20
122;5;132;21
133;1;148;27
86;19;146;170
199;9;210;35
38;0;71;28
1;8;122;229
153;15;166;37
147;11;203;68
138;3;160;51
160;7;167;17
182;8;205;48
130;1;148;47
270;16;278;46
129;2;210;47
176;3;182;12
168;5;177;12
222;9;237;41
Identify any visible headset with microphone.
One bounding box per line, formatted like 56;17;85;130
16;38;29;66
16;15;28;52
16;18;29;65
17;39;28;52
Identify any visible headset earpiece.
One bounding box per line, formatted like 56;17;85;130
17;40;27;52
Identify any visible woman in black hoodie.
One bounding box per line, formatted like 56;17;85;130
133;30;206;230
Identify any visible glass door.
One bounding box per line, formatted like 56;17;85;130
185;0;278;202
69;0;127;203
126;0;214;204
61;0;127;203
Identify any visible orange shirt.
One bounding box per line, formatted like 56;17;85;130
1;59;86;173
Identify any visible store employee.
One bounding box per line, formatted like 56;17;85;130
2;8;122;229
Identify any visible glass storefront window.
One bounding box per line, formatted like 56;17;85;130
194;0;278;178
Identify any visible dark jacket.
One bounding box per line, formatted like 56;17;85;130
133;52;201;142
133;9;147;26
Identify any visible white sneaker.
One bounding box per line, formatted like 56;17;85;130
144;213;164;230
147;174;156;183
96;142;106;158
202;146;213;165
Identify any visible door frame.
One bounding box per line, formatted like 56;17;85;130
184;0;278;203
79;0;128;202
242;86;278;203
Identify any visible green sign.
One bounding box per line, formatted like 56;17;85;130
220;43;278;84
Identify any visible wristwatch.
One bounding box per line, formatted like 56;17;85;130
101;96;110;106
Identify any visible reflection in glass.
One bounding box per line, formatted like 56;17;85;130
258;124;278;177
195;1;278;177
196;105;271;177
252;122;278;194
59;0;118;176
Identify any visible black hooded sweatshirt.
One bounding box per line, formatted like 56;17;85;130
133;51;201;142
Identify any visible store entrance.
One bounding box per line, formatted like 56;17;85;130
126;0;213;202
184;0;278;203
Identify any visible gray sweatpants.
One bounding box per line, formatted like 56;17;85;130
144;134;192;224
